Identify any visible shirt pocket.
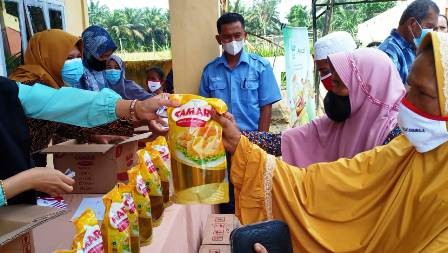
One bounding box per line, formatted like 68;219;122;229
209;78;227;98
242;74;260;90
241;74;260;105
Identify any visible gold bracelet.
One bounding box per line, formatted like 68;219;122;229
129;99;139;122
0;180;8;206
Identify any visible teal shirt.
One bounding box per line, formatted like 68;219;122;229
18;83;121;127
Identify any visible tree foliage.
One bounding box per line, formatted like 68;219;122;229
286;2;395;38
287;5;311;28
329;2;396;37
228;0;395;44
88;1;170;52
229;0;282;37
87;0;395;54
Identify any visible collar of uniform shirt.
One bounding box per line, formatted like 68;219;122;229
217;49;250;69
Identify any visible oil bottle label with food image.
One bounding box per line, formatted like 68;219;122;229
168;94;229;205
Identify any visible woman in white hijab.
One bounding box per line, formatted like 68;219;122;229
242;31;358;156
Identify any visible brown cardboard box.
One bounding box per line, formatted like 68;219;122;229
43;133;150;194
134;126;155;149
134;125;149;134
199;244;231;253
202;214;240;245
33;194;102;252
0;205;66;253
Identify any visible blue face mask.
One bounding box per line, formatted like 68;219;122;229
61;58;84;86
104;69;122;85
412;21;432;48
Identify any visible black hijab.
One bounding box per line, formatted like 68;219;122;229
0;77;35;204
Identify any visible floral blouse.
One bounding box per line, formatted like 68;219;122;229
242;126;402;157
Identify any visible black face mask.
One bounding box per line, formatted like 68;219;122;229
324;91;351;122
87;55;107;71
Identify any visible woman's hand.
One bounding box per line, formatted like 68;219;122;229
115;93;179;121
295;97;306;117
3;168;75;200
148;119;169;137
135;93;178;121
211;111;241;154
254;243;268;253
27;168;75;197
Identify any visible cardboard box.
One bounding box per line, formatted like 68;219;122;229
0;232;34;253
134;125;149;134
134;126;156;149
0;205;66;253
33;194;102;252
202;214;240;245
43;133;150;194
199;244;231;253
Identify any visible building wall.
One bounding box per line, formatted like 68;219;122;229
5;27;20;55
169;0;221;94
63;0;89;36
4;12;20;55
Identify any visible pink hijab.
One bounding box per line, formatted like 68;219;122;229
281;48;406;167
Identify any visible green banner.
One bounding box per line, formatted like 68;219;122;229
283;26;315;126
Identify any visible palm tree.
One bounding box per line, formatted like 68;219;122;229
87;2;171;52
121;8;146;50
229;0;281;37
102;9;145;51
88;0;109;25
331;6;361;37
141;8;170;52
250;0;281;36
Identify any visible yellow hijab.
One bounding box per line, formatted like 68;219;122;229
9;29;82;88
232;32;448;252
422;32;448;119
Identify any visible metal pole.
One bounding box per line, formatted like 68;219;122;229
312;0;317;44
0;0;7;76
315;0;398;6
323;0;334;35
312;0;320;111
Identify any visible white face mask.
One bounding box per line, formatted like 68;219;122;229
147;81;161;92
397;99;448;153
222;40;244;56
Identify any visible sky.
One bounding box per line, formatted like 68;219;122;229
91;0;311;23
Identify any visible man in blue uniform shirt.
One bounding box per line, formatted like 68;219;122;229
200;12;281;214
199;12;281;132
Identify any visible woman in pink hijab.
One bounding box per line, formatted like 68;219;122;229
243;48;406;167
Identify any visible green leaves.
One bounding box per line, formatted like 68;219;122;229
287;5;311;28
285;2;395;40
318;2;396;39
229;0;281;37
88;1;170;52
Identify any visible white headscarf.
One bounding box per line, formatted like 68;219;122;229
314;31;357;60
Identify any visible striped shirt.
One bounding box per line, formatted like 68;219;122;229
379;29;416;85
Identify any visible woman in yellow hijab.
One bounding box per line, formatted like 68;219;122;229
9;30;133;167
214;32;448;252
10;29;81;88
